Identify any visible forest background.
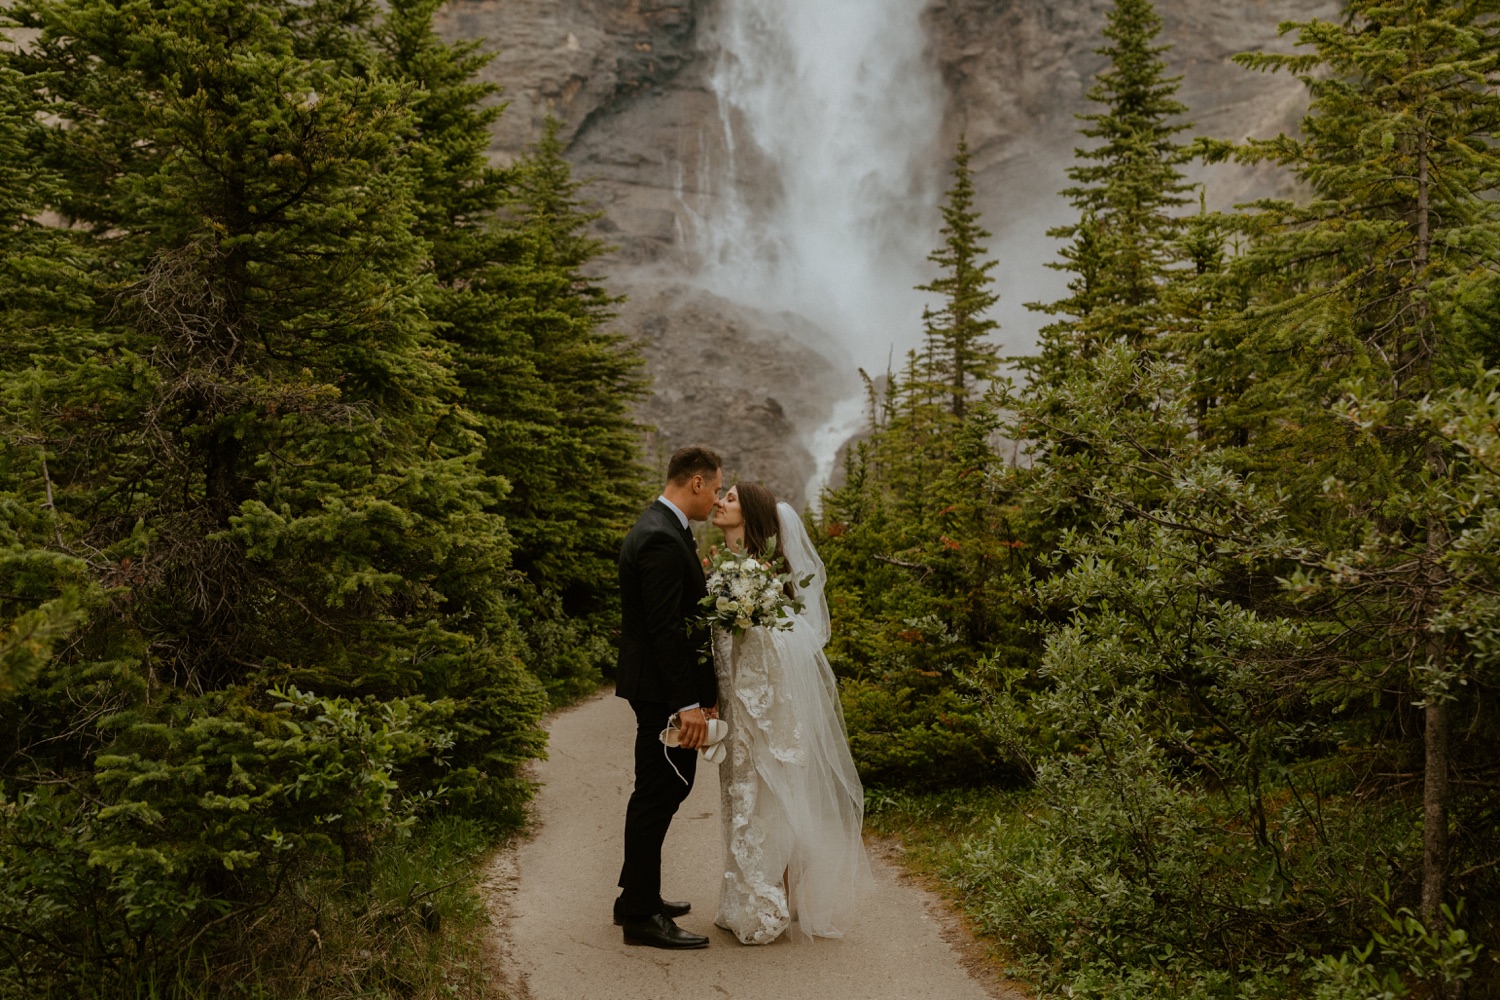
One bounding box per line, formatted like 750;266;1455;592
0;0;1498;998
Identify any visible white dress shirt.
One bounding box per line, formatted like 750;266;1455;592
657;494;689;529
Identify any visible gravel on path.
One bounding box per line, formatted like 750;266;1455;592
482;692;1019;1000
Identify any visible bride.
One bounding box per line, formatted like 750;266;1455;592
708;482;871;945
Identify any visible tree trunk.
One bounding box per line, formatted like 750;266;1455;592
1421;664;1449;929
1420;433;1451;935
1413;124;1451;940
951;309;968;420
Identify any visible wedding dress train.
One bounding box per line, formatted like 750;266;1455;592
713;503;871;945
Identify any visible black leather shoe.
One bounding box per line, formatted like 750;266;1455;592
621;912;709;949
613;896;690;925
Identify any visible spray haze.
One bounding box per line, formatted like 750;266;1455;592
690;0;947;377
678;0;950;501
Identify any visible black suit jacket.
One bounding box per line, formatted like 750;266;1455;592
615;500;717;710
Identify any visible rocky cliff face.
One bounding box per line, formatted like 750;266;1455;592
929;0;1335;216
436;0;1338;505
437;0;699;168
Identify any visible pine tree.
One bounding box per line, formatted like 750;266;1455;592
1219;0;1500;931
375;0;512;275
0;60;96;699
1026;0;1193;384
0;0;546;984
461;119;650;700
499;118;650;605
916;137;1001;420
377;0;650;701
372;2;580;702
0;61;90;368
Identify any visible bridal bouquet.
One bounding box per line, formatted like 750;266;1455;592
699;544;807;636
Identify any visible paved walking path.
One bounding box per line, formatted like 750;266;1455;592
482;692;1018;1000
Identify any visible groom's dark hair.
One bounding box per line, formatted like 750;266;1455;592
666;445;722;485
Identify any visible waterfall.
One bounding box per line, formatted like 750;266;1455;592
685;0;948;501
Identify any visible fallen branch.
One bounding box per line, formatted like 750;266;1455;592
873;554;935;576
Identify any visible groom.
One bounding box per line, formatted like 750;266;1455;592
614;444;723;949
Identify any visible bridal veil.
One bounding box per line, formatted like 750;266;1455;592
713;503;871;944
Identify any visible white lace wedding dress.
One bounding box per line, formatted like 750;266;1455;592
713;503;871;945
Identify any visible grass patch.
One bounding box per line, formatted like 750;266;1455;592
247;814;503;1000
864;786;1038;989
865;785;1014;852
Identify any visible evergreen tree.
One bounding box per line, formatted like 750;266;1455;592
376;0;509;255
817;187;1026;790
816;370;1024;790
916;137;1001;420
0;60;96;700
869;350;953;504
1218;0;1500;929
499;119;650;610
459;119;650;701
0;0;546;986
373;3;650;699
372;1;581;700
1026;0;1193;385
0;61;90;368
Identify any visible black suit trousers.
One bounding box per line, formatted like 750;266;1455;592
617;700;698;917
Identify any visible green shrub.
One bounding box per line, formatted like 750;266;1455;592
0;688;458;994
841;677;1007;788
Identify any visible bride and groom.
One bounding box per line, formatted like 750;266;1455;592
614;445;870;949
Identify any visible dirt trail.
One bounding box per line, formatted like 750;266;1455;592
483;692;1022;1000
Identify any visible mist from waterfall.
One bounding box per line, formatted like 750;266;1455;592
683;0;948;498
695;0;946;373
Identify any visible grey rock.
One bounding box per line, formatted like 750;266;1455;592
617;282;857;509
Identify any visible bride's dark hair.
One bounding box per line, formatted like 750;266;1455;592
736;481;793;596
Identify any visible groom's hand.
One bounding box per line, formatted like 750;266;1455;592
677;707;708;750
